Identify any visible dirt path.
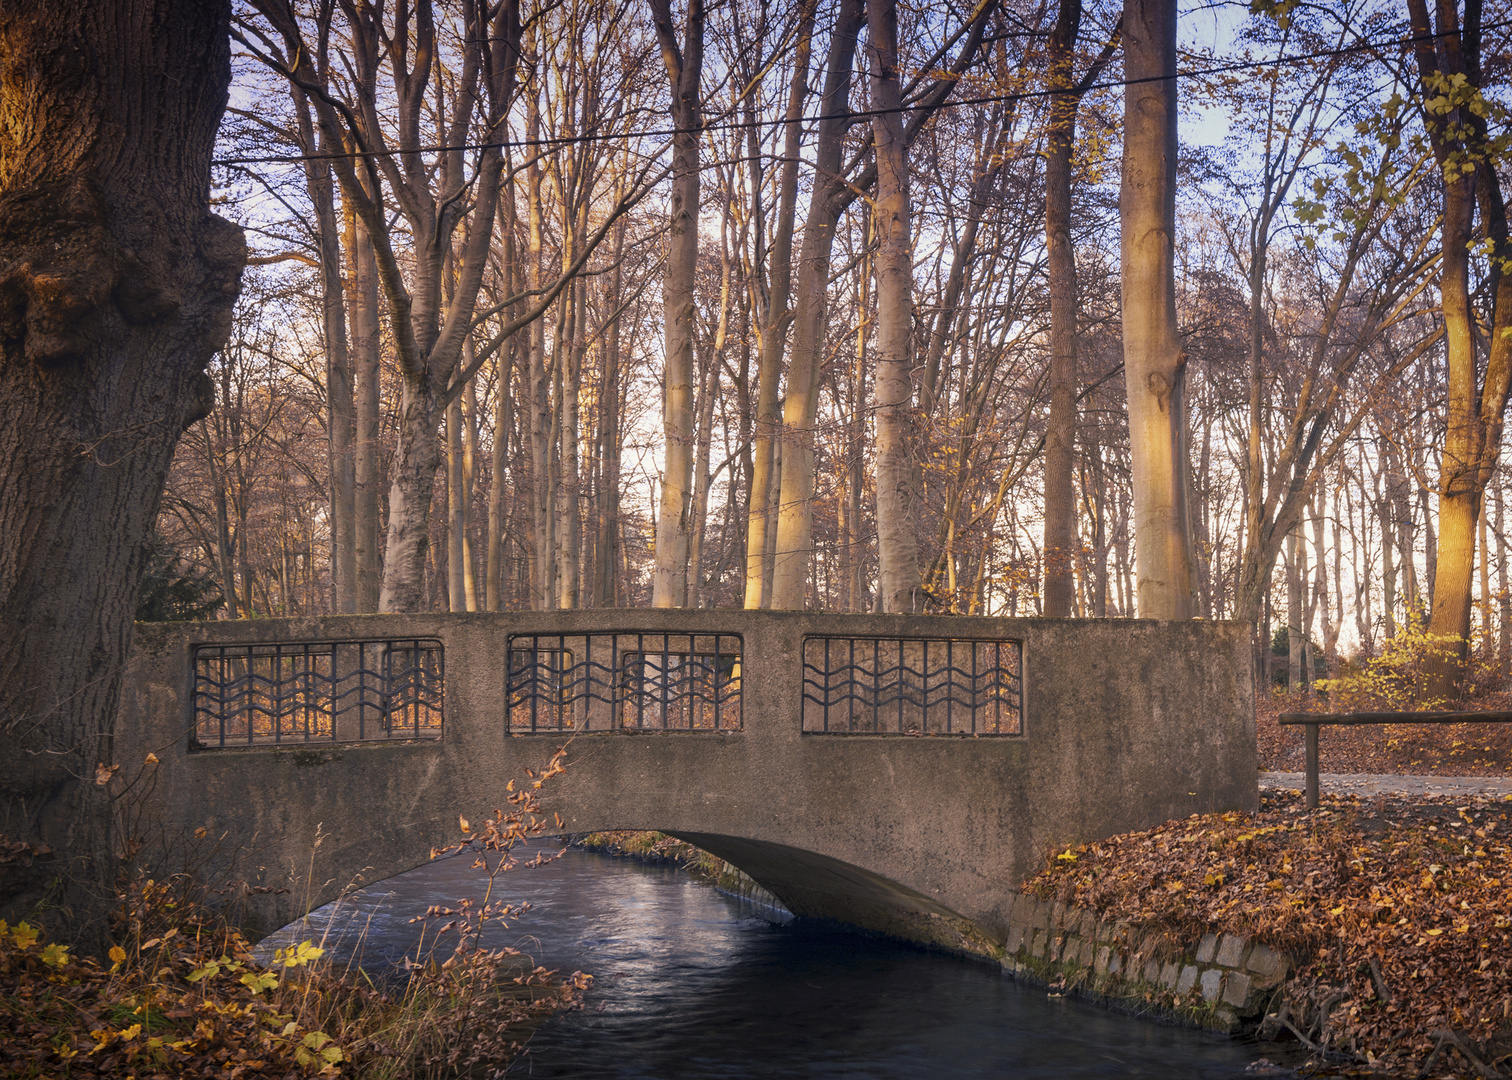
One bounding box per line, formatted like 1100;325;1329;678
1260;770;1512;798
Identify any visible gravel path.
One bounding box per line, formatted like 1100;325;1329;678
1260;770;1512;798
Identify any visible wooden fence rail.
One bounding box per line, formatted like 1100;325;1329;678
1277;711;1512;808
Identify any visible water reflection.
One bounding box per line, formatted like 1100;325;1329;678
263;845;1301;1078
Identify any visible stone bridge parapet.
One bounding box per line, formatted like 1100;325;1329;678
118;611;1256;954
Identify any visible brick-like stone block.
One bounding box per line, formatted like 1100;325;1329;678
1222;971;1252;1008
1032;898;1052;931
1094;945;1111;975
1108;952;1123;977
1016;897;1038;929
1195;933;1219;964
1051;901;1068;929
1246;943;1287;982
1160;962;1180;989
1143;959;1161;983
1200;969;1223;1001
1005;925;1026;956
1176;965;1199;994
1216;934;1246;968
1029;929;1045;958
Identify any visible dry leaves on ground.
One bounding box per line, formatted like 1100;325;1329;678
1028;789;1512;1077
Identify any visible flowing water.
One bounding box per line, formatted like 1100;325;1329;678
261;845;1303;1078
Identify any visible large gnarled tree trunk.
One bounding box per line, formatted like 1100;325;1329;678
0;0;244;935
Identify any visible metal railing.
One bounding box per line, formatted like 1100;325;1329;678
192;639;444;748
801;636;1022;735
507;632;742;734
1279;710;1512;807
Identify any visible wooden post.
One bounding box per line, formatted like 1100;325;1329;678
1305;721;1320;809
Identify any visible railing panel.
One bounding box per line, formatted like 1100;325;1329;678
507;632;742;734
192;639;444;748
801;636;1022;735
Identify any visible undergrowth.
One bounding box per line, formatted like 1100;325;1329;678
0;747;588;1078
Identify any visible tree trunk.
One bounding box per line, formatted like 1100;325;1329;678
1119;0;1195;619
0;0;244;937
650;0;704;609
292;96;356;615
1409;0;1512;696
378;385;441;612
1041;0;1117;616
743;1;814;609
866;0;922;613
771;0;865;609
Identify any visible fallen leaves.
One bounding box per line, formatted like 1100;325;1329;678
1026;789;1512;1076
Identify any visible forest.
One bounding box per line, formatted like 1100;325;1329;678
157;0;1512;698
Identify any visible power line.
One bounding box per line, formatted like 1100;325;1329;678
214;17;1512;167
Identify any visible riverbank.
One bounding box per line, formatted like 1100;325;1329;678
574;830;789;909
1023;786;1512;1078
0;878;587;1078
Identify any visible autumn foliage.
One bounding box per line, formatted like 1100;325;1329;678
0;748;587;1078
1029;789;1512;1076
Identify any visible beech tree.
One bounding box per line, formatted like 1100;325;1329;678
1119;0;1195;619
0;0;244;933
650;0;705;609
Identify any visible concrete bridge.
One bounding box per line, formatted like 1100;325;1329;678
118;611;1256;955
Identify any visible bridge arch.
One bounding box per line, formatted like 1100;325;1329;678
118;610;1256;951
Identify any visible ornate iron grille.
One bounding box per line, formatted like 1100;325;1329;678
801;636;1022;735
192;639;444;748
507;633;742;733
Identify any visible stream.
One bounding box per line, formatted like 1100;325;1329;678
260;844;1303;1078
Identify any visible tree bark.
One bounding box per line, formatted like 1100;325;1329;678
743;1;814;609
866;0;922;613
0;0;244;936
650;0;704;609
1408;0;1512;695
1042;2;1118;616
1120;0;1195;618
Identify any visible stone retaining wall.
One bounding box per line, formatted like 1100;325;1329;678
1000;893;1294;1032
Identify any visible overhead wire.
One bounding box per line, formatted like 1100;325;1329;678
213;16;1512;167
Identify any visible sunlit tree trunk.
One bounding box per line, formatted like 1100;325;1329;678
650;0;704;609
291;89;356;614
772;0;865;609
743;0;814;609
866;0;921;613
594;220;626;607
1408;0;1512;695
1120;0;1195;618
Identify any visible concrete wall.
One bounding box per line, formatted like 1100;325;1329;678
117;611;1256;952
